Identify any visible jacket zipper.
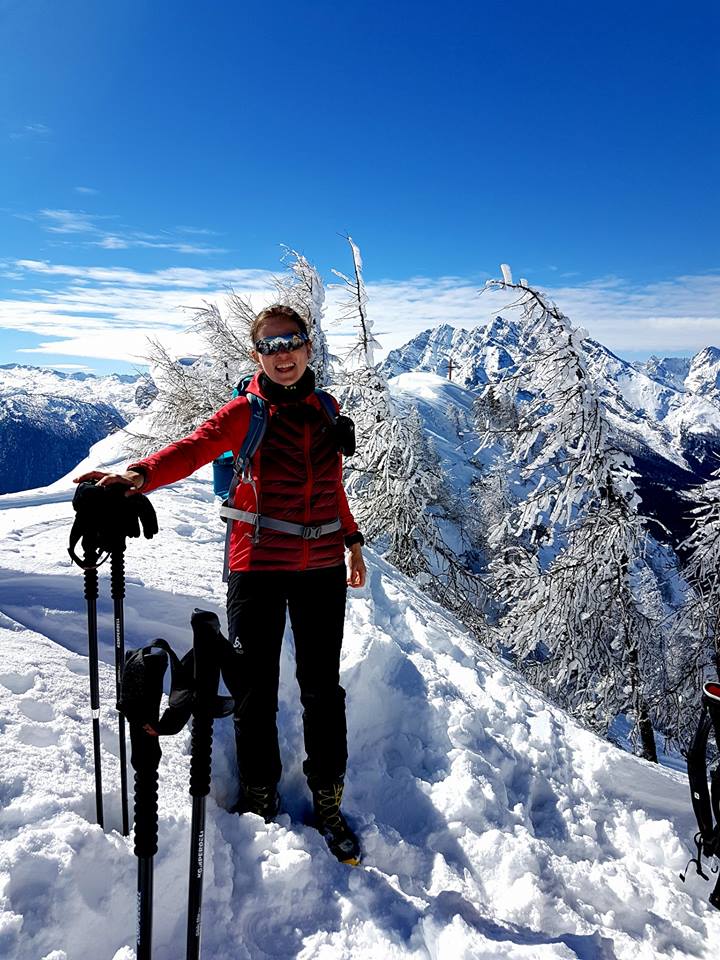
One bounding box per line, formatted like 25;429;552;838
302;417;312;570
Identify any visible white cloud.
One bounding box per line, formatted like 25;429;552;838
9;123;51;141
97;236;129;250
74;186;99;195
42;363;96;372
39;209;105;234
23;208;227;255
10;260;273;289
0;259;718;367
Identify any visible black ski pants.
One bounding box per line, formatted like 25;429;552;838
225;563;348;788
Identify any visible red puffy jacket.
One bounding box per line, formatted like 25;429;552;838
129;372;358;572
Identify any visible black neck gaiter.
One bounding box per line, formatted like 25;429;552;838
259;367;316;405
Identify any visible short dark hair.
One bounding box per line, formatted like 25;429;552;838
251;304;309;344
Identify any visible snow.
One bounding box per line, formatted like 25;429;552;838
1;432;719;959
381;324;720;475
0;364;142;419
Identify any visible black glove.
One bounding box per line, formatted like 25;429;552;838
132;492;159;540
68;481;159;569
103;483;158;541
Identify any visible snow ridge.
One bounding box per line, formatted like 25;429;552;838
0;433;718;958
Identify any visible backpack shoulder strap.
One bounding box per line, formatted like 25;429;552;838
236;392;267;478
315;389;339;425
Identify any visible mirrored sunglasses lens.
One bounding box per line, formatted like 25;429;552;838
256;333;306;355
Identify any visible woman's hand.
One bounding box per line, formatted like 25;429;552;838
347;543;366;589
73;469;145;495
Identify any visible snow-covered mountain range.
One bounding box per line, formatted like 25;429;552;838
0;365;152;495
380;320;720;466
0;364;146;417
2;321;718;543
1;423;718;958
381;321;720;543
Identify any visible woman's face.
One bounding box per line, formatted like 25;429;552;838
252;315;311;387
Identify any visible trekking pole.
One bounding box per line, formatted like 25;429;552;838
69;480;159;835
111;544;130;836
186;712;211;960
83;533;104;829
186;609;234;960
130;718;162;960
121;643;171;960
186;611;219;960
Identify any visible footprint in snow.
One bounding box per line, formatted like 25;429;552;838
0;669;37;694
65;658;88;676
19;698;55;722
17;724;60;747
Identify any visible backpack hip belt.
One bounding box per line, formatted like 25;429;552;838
220;505;341;540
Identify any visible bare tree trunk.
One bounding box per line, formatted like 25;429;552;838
627;641;658;763
637;700;658;763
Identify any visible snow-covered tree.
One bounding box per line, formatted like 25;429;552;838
476;275;677;759
274;247;333;386
673;466;720;706
123;297;256;456
331;237;485;630
125;250;332;454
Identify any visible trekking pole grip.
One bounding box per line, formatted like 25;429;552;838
189;713;213;798
133;764;159;858
111;547;126;600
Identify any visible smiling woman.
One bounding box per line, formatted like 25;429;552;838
74;301;367;864
250;306;312;386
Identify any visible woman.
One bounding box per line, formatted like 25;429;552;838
75;304;366;864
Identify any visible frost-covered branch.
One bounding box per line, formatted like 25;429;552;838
330;235;380;369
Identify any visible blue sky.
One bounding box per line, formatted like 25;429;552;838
1;0;718;374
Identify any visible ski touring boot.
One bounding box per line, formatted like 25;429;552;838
240;783;280;823
311;780;361;866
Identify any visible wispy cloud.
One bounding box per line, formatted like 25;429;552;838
21;208;227;255
38;209;109;234
45;363;96;373
350;272;720;357
9;123;51;141
74;186;99;195
0;259;717;367
175;225;221;237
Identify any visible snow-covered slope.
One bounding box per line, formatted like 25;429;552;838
0;433;718;959
389;372;484;494
637;356;692;392
381;319;520;390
